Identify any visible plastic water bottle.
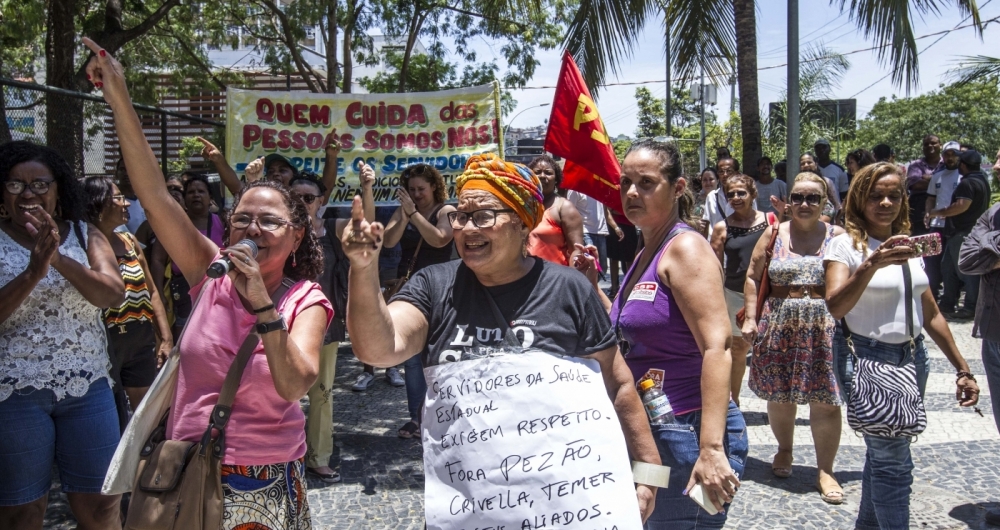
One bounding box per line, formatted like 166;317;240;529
639;379;675;424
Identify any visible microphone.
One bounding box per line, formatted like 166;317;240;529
207;239;258;278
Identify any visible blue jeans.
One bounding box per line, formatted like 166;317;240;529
833;330;929;530
0;380;120;505
644;401;748;530
983;339;1000;435
402;353;426;422
583;233;608;272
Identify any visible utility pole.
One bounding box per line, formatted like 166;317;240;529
699;63;707;170
665;12;672;136
786;0;800;183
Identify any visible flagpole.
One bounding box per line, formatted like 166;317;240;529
504;103;550;136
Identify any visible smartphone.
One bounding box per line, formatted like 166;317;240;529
886;233;942;258
687;483;720;515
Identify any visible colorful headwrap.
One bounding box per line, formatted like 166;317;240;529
455;153;546;230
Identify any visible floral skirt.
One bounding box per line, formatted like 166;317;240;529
749;296;842;405
221;458;312;530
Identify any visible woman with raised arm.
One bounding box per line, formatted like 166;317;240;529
372;163;456;438
343;153;660;522
0;141;125;529
85;39;333;529
824;162;979;529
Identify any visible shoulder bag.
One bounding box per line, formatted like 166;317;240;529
843;262;927;438
123;278;293;529
735;212;778;327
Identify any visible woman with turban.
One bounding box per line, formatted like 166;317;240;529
342;153;661;522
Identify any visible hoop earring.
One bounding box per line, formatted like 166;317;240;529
0;204;9;220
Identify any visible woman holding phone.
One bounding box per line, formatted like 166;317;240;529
824;162;979;529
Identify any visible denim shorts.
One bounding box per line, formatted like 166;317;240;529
644;401;748;530
0;379;120;505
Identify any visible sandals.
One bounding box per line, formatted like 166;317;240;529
398;421;420;439
771;450;793;478
817;473;844;505
306;467;342;484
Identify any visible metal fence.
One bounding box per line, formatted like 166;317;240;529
1;77;224;177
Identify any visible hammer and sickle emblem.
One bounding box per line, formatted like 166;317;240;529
573;95;610;145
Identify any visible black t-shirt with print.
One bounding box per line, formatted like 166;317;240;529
391;258;616;367
949;173;991;233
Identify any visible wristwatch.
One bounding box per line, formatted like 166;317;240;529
255;314;287;335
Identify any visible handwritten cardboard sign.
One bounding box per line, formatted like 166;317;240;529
422;350;642;530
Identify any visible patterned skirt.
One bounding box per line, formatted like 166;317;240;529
749;296;842;406
221;458;312;530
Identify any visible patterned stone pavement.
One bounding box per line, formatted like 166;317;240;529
42;318;999;529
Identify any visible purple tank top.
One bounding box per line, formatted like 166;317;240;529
610;223;704;414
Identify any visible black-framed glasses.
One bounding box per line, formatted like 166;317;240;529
5;180;53;196
447;209;515;229
789;193;823;206
294;193;320;204
725;189;749;200
230;214;291;231
111;194;127;203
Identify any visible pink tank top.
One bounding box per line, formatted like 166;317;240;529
166;271;333;465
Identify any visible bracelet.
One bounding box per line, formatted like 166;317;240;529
252;303;275;314
956;371;977;382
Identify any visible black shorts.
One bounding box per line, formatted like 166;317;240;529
607;225;639;262
106;320;158;388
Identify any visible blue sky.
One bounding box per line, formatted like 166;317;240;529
470;0;1000;138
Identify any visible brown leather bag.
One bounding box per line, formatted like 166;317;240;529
382;238;422;303
124;331;260;530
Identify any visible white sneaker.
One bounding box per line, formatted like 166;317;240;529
351;372;375;391
386;367;405;387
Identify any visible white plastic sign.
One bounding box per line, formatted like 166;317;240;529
422;350;643;530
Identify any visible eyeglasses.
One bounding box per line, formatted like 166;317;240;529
789;193;823;206
403;165;431;178
229;214;291;231
167;185;183;194
725;190;749;200
5;180;53;196
447;209;515;229
111;194;127;203
294;193;320;204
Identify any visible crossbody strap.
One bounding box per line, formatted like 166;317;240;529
903;261;914;351
402;204;445;280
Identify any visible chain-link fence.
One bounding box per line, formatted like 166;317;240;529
1;77;224;177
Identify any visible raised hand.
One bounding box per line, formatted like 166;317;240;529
868;235;915;269
342;195;383;269
325;130;342;159
224;241;271;310
396;188;416;216
82;37;128;106
360;163;375;189
245;157;265;183
198;137;224;163
572;243;600;286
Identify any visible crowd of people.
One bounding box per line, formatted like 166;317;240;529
0;40;998;530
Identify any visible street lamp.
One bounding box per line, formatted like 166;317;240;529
504;103;550;136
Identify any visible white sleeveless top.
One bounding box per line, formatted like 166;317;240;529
0;222;111;402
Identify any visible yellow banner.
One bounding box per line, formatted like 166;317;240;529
225;83;503;204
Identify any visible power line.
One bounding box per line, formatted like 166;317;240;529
513;14;997;91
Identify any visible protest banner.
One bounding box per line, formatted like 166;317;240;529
422;350;643;530
224;83;503;205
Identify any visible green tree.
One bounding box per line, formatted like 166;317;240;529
852;80;1000;163
563;0;982;179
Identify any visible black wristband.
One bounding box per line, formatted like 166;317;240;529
956;371;976;382
252;303;275;314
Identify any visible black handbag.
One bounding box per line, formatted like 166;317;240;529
843;262;927;438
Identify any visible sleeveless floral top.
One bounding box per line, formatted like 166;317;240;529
0;222;111;402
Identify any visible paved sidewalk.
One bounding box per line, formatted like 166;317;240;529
42;319;998;529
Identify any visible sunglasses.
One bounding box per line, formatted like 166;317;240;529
725;190;749;200
790;193;823;206
295;193;320;204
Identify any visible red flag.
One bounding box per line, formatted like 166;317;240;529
544;52;622;212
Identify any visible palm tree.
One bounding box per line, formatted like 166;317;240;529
564;0;983;176
949;55;1000;84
